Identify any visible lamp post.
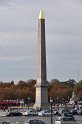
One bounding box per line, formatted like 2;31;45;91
50;98;53;124
57;97;59;110
28;97;30;109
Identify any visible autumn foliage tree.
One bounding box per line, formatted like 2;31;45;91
1;79;82;103
49;81;72;102
0;80;36;103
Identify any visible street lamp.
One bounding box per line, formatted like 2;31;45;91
57;97;59;110
50;98;53;124
28;97;30;109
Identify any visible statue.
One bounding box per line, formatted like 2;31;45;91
69;91;78;105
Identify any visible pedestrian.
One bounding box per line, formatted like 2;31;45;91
3;107;5;112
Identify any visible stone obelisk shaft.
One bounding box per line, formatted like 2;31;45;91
34;11;48;109
37;11;47;84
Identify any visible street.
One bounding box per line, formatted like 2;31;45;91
0;115;82;124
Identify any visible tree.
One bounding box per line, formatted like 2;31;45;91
11;80;14;85
49;81;72;102
50;79;60;84
61;79;76;88
17;80;27;89
67;79;76;88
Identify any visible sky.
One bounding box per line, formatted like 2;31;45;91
0;0;82;83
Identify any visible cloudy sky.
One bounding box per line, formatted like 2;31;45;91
0;0;82;83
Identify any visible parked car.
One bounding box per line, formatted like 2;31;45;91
6;111;23;117
58;109;70;116
70;109;78;115
63;112;74;118
53;109;58;115
54;116;79;124
2;121;10;124
77;109;82;115
24;109;38;116
24;119;47;124
38;109;54;117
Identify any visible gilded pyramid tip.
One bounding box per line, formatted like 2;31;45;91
38;10;45;19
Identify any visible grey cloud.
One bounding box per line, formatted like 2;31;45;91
0;0;11;5
0;0;82;81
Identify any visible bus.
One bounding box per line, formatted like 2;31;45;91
0;100;20;109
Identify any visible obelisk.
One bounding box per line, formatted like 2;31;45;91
34;10;49;109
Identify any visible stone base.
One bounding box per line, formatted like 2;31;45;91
33;85;49;110
33;103;49;110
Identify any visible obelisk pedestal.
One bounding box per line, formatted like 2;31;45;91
34;11;49;109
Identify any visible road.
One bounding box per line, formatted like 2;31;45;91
0;110;82;124
0;115;82;124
